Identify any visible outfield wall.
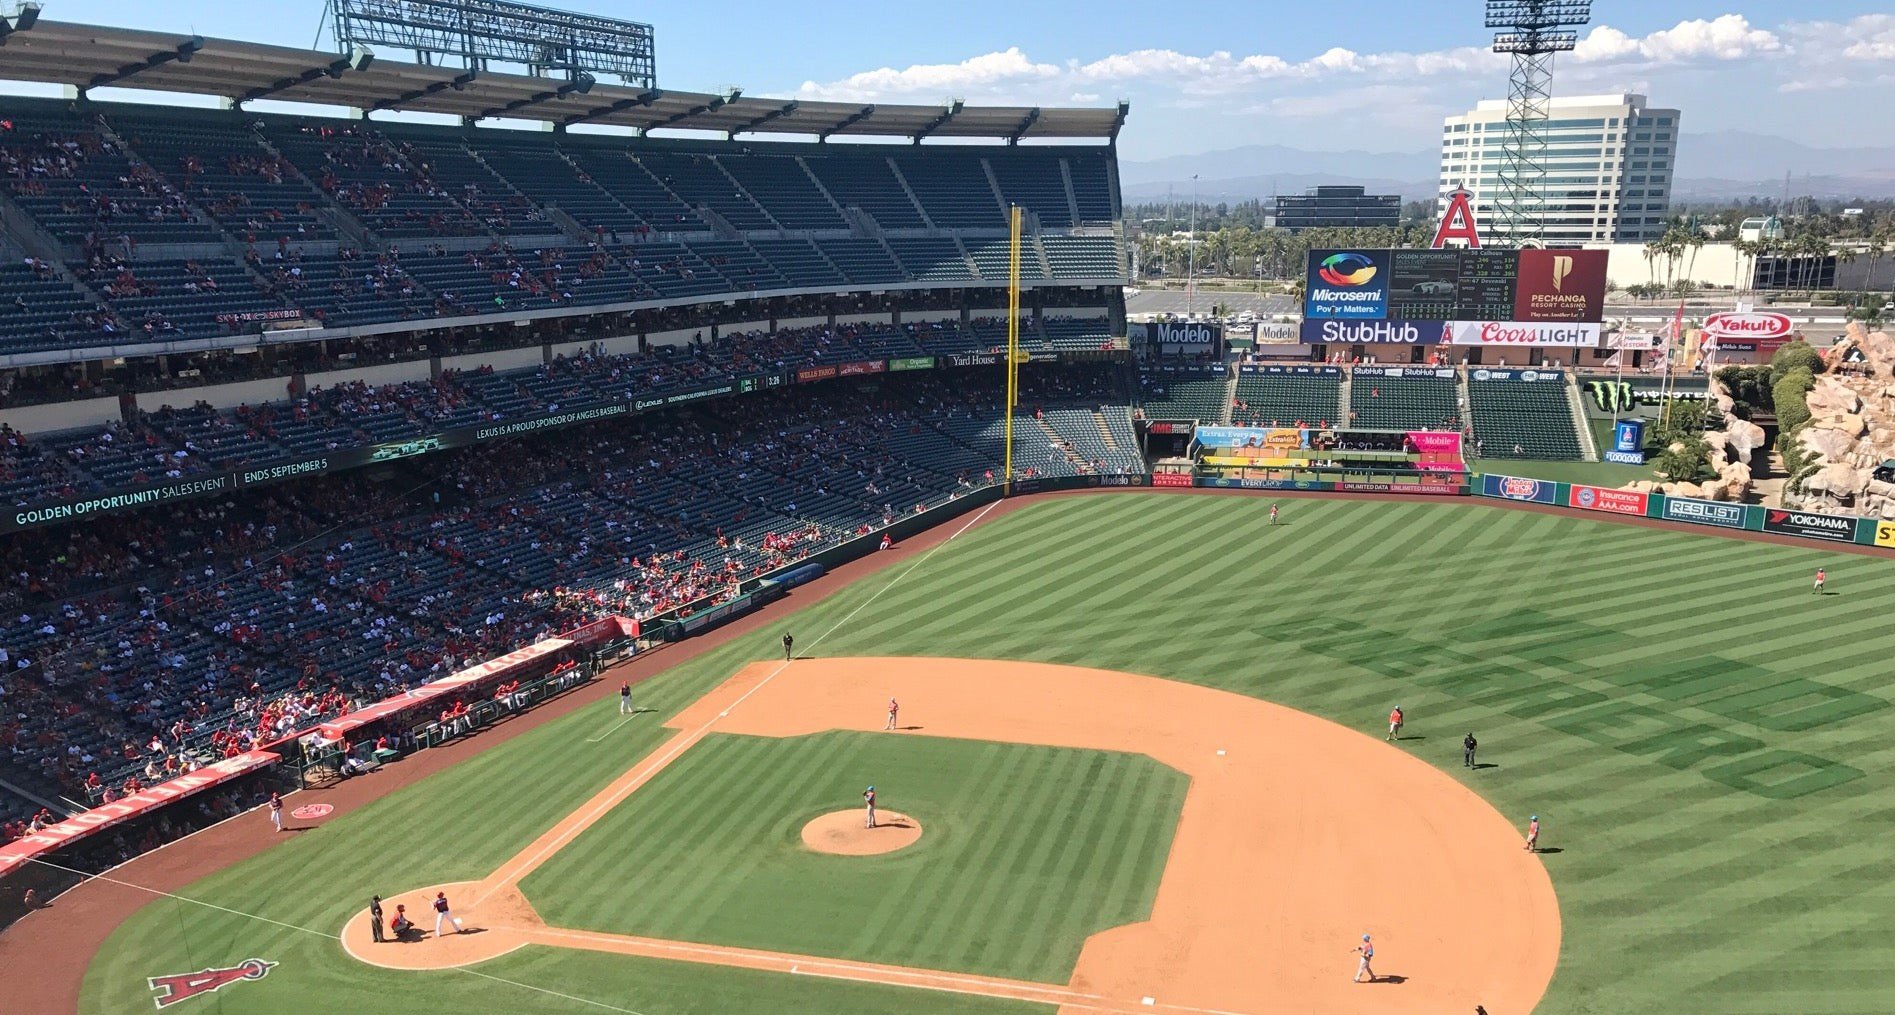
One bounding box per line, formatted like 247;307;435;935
1474;473;1895;549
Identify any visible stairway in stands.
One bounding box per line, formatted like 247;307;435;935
1220;371;1239;424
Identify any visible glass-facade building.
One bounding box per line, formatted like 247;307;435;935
1438;93;1679;246
1273;185;1400;233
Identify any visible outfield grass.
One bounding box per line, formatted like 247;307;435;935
84;494;1895;1014
1480;457;1658;487
521;732;1185;982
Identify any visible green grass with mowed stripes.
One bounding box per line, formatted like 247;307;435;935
520;731;1184;982
81;494;1895;1014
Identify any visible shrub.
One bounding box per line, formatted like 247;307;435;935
1770;340;1823;378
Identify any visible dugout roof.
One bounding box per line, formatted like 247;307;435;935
0;20;1127;141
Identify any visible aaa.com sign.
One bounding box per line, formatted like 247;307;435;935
1568;484;1648;516
1703;312;1793;341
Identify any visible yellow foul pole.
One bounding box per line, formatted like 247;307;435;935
1005;204;1022;491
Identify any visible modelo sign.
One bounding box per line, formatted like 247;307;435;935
1147;321;1222;355
1703;311;1793;341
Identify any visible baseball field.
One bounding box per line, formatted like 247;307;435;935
59;493;1895;1013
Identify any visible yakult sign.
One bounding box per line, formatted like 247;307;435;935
1702;311;1793;341
1443;321;1601;347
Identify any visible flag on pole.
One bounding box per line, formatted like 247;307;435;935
1603;349;1624;369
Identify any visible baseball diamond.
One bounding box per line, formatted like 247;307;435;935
3;5;1895;1013
12;493;1887;1015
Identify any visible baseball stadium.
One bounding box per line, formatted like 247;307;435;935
0;3;1892;1014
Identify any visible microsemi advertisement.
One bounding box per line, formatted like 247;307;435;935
1304;250;1391;320
1568;484;1649;516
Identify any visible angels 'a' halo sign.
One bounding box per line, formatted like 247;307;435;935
1431;187;1484;249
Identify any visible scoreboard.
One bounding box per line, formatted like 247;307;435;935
1309;248;1606;325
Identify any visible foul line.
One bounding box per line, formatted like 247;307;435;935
585;713;639;743
21;856;652;1014
478;497;1001;904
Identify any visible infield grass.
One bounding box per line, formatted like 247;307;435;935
82;493;1895;1015
520;731;1186;982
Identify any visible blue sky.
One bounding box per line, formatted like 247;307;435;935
22;2;1895;157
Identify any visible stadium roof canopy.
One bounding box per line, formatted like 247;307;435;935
0;20;1127;142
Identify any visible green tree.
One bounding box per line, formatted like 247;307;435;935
1770;339;1823;378
1654;436;1715;483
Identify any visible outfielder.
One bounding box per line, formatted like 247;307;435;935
884;697;899;731
1387;705;1403;741
1269;503;1280;526
1813;567;1827;594
269;791;282;833
619;680;633;714
433;891;465;937
864;785;877;828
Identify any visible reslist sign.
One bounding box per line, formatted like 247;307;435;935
1663;497;1746;529
1304;250;1391;320
1762;508;1858;543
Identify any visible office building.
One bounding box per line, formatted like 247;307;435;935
1273;185;1400;232
1438;93;1680;246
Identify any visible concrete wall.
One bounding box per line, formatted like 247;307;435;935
774;315;828;330
0;396;122;436
302;359;431;393
1047;307;1110;319
140;375;288;413
441;344;541;374
905;310;960;323
646;327;707;348
549;333;641;359
837;312;896;326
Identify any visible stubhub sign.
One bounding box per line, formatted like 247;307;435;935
1300;318;1446;344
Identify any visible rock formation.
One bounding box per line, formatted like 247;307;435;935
1783;323;1895;515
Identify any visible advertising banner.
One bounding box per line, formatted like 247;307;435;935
1406;431;1463;454
888;356;936;372
1568;484;1649;515
1444;321;1601;346
0;750;280;878
1607;332;1659;350
1470;368;1564;382
1613;419;1646;453
1337;481;1464;494
1201;476;1321;490
1354;366;1455;378
837;360;887;377
1480;473;1557;504
949;353;1000;367
795;365;839;383
1152;472;1193;487
1300;317;1446;345
1761;508;1858;543
1512;249;1608;322
1146;321;1223;355
1703;311;1793;341
1875;520;1895;548
1663;497;1747;529
1196;426;1308;450
1304;250;1392;320
1238;364;1342;376
1146;422;1191;435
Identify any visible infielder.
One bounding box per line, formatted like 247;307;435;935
1463;732;1478;768
1525;814;1540;852
782;632;794;661
433;891;465;936
1351;934;1376;983
884;697;899;731
269;791;282;833
864;785;877;828
1386;705;1403;741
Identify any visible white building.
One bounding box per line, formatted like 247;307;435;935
1439;93;1680;247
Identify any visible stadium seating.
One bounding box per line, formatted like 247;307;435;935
1139;369;1228;421
803;155;928;229
1467;377;1583;458
0;262;115;354
886;238;976;281
0;111;221;245
107;112;338;244
1231;372;1342;427
894;153;1004;228
1040;236;1121;278
716;156;846;231
1349;373;1460;431
268;124;486;239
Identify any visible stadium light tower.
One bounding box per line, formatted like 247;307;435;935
1485;1;1590;247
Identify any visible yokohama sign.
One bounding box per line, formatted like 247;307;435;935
1443;321;1601;347
1702;312;1793;340
1762;508;1857;543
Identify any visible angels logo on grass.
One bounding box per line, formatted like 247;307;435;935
147;958;275;1008
291;803;334;820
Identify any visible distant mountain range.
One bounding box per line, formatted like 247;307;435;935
1120;131;1895;206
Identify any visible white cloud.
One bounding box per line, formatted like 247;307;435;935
1575;15;1781;64
794;47;1058;102
1836;14;1895;60
1779;77;1850;93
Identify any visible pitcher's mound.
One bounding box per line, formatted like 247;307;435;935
800;811;922;855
